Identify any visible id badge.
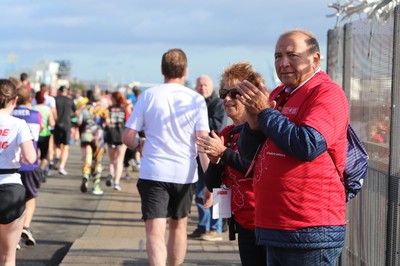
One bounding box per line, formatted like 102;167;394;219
212;188;232;219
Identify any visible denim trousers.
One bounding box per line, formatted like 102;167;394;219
195;164;222;233
266;246;343;266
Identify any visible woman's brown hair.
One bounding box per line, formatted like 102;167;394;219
112;91;127;106
0;79;17;109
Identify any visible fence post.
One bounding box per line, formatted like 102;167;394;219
342;23;353;99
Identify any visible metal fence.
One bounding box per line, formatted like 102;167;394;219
327;5;400;266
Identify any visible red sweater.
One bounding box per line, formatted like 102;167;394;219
253;71;348;230
220;125;256;230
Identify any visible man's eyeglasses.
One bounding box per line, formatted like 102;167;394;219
219;88;241;99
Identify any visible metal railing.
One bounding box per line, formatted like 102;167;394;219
327;5;400;266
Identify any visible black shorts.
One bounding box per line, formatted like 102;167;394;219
123;148;135;167
0;183;26;224
38;136;50;160
54;125;70;145
20;168;41;200
104;127;123;146
137;179;194;220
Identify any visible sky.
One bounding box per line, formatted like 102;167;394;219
0;0;339;89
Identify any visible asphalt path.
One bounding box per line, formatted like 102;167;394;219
16;143;106;266
15;142;241;266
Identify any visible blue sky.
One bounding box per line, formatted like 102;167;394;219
1;0;338;89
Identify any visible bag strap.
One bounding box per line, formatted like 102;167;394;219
327;127;346;190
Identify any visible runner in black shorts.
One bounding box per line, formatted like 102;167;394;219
0;79;36;263
122;49;210;265
54;86;76;175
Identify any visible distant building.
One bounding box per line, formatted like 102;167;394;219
81;79;118;92
7;60;71;92
55;60;72;80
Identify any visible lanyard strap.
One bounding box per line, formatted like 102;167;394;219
274;88;291;111
274;69;321;110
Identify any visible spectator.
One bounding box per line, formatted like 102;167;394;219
236;29;349;265
12;87;42;248
54;86;76;175
198;62;267;265
122;48;209;266
0;79;36;264
188;75;227;241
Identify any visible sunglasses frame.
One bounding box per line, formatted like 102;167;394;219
219;88;241;99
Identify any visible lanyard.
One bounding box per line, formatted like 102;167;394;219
274;69;321;110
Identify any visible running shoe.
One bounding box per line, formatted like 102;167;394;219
44;168;52;177
58;168;68;175
105;174;113;187
21;227;36;246
39;168;46;183
80;176;89;193
113;184;122;191
92;184;104;195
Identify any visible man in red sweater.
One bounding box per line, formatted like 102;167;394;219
237;29;349;266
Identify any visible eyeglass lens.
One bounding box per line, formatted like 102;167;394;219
219;88;240;99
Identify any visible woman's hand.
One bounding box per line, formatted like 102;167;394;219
197;130;226;164
236;81;276;130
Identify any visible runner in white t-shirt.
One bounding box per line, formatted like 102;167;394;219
123;48;209;266
0;79;36;264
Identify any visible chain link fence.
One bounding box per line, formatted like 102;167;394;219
327;5;400;266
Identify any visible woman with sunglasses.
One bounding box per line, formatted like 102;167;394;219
197;62;266;266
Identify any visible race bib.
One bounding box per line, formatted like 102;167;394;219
212;188;232;219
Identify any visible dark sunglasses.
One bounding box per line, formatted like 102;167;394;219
219;88;241;99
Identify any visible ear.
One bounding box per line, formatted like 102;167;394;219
312;52;321;70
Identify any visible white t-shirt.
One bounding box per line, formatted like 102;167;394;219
31;94;56;109
0;113;34;185
125;83;209;184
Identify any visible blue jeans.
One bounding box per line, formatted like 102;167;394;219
266;246;342;266
195;161;222;233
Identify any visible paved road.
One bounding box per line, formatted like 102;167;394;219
16;143;103;265
16;143;241;266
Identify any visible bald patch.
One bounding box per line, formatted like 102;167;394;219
278;29;320;54
280;29;315;39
